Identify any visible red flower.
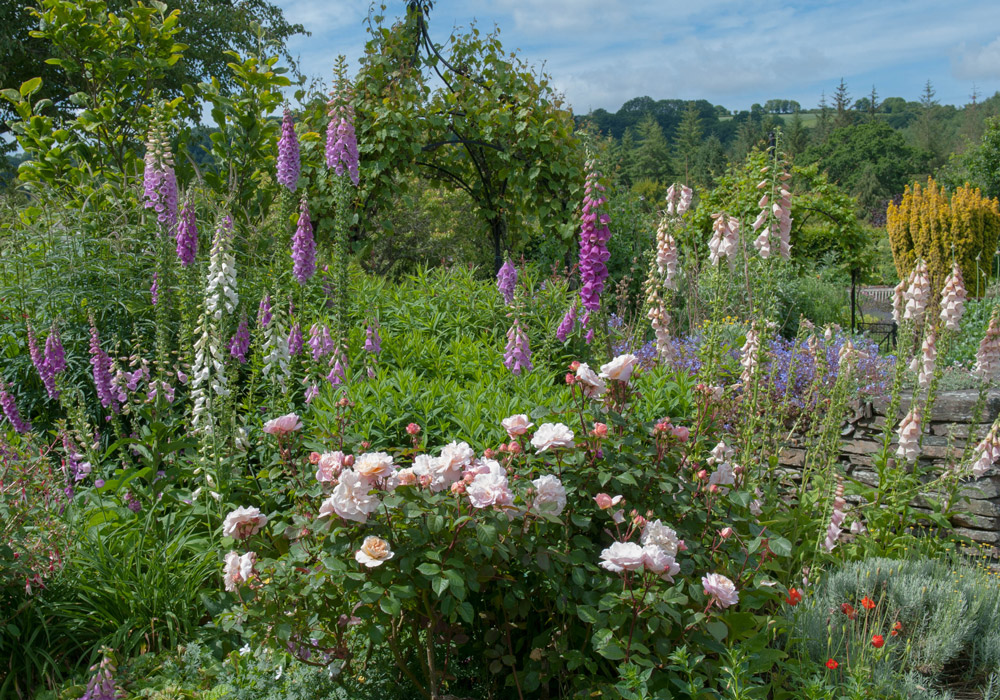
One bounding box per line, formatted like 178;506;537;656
860;596;876;610
891;621;902;636
785;588;803;606
841;603;857;620
871;634;885;648
826;658;839;670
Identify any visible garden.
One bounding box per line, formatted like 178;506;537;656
4;2;1000;699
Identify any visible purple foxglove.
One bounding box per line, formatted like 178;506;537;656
258;294;272;329
288;323;303;357
27;323;58;399
309;323;334;361
89;319;118;413
142;119;178;232
150;272;159;306
45;321;66;376
291;197;316;285
556;301;577;342
176;200;198;267
578;160;611;322
364;322;381;355
503;320;533;376
229;314;250;364
0;378;31;433
496;260;517;305
276;108;301;192
326;89;359;186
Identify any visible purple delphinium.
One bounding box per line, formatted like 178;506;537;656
142;121;178;233
176;200;198;267
288;322;303;357
555;302;578;342
89;320;118;413
27;323;58;399
309;324;334;361
578;160;611;330
258;295;272;329
326;94;359;186
291;197;316;285
276;108;301;192
0;378;31;434
229;314;251;364
503;320;533;376
364;322;381;355
496;260;517;305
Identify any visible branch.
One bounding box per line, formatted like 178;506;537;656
415;159;476;198
422;138;505;154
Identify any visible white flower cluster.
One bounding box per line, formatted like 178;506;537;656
708;213;739;266
895;406;922;462
903;260;931;323
655;219;679;289
974;313;1000;381
664;183;692;217
939;263;967;331
205;216;238;320
752;170;792;260
262;312;291;390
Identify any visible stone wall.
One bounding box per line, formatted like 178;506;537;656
779;390;1000;546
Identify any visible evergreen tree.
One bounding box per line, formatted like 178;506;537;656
674;103;703;182
695;135;727;187
867;85;879;120
786;109;809;155
632;114;673;183
914;79;944;168
833;78;853;128
617;127;638;186
815;91;832;143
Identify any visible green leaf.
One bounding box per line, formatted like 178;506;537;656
20;78;42;97
431;576;449;597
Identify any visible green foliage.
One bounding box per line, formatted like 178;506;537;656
802;121;926;212
2;0;189;196
354;5;583;272
787;555;1000;697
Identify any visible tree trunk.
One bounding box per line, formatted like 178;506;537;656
489;215;506;274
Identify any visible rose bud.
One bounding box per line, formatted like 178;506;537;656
343;454;355;467
406;423;421;435
309;451;321;464
569;360;581;371
720;527;733;539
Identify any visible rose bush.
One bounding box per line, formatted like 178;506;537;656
218;356;798;698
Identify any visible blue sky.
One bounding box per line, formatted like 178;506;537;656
277;0;1000;113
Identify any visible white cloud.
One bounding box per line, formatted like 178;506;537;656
953;36;1000;80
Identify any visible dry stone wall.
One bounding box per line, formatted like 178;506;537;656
779;390;1000;547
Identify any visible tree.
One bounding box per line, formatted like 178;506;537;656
785;110;809;155
833;78;853;128
802;121;924;208
632;114;673;184
0;0;305;141
913;78;945;168
887;177;1000;295
814;91;832;144
673;103;703;181
616;127;638;186
354;3;582;272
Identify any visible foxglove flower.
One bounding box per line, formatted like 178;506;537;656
752;177;792;260
739;323;761;386
309;323;334;361
916;330;936;388
89;319;118;413
655;217;679;289
205;215;238;320
708;212;739;266
903;260;931;323
665;183;692;216
276;108;301;192
892;280;905;325
150;272;159;306
578;160;612;322
496;260;518;305
940;262;967;331
0;378;30;433
176;200;198;267
229;314;250;364
262;314;291;390
326;85;359;185
556;301;577;342
896;406;921;462
364;321;381;355
45;321;66;376
503;320;533;375
972;428;1000;478
647;288;672;359
142;117;178;233
291;197;316;285
258;294;272;329
974;313;1000;381
27;323;58;400
80;653;121;700
288;322;303;357
823;480;846;552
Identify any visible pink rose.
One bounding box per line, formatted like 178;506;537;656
702;573;739;608
594;493;623;510
501;414;534;438
222;506;268;540
263;412;302;436
599;541;645;573
591;422;608;438
406;423;421;435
